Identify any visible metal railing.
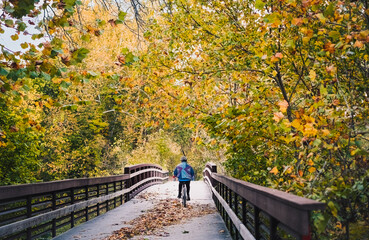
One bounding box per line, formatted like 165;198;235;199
203;163;325;240
0;164;168;240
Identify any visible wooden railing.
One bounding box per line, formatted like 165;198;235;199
203;163;325;240
0;164;168;240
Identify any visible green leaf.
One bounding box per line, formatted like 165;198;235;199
255;0;265;10
81;34;90;42
30;71;38;79
125;52;135;64
324;3;335;17
9;0;36;18
11;34;19;41
71;48;90;64
286;39;295;49
64;0;77;7
5;19;14;27
60;81;71;89
41;72;51;81
328;31;340;41
4;5;15;13
121;47;129;54
87;71;98;77
313;139;322;147
50;49;62;58
96;19;106;27
320;85;327;96
17;22;27;32
314;213;330;233
22;85;30;92
118;11;127;21
355;139;363;149
0;67;9;76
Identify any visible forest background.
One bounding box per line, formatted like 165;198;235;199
0;0;368;239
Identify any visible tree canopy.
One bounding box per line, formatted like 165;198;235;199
0;0;368;238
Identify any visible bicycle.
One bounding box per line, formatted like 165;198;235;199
181;183;187;207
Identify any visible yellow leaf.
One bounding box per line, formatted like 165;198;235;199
44;102;52;108
52;78;62;84
291;119;303;132
20;42;28;49
336;222;342;229
303;115;315;123
350;149;360;156
282;119;291;128
309;70;316;81
302;36;311;44
303;123;318;137
269;167;279;175
308;167;316;173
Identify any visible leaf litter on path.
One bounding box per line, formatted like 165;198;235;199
104;198;216;240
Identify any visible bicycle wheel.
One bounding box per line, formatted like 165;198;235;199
182;185;187;207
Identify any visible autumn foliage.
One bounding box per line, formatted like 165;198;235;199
0;0;368;238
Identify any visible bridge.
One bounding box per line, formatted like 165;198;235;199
0;163;325;240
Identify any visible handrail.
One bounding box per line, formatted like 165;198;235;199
203;162;325;240
0;164;168;240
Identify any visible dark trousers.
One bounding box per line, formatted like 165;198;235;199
178;181;190;197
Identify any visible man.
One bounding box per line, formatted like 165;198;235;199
173;156;195;200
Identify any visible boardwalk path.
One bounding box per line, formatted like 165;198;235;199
54;181;231;240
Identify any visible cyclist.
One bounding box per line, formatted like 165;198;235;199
173;156;195;200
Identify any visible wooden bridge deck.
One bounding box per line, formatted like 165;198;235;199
53;181;232;240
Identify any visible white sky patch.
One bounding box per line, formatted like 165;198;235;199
0;0;50;53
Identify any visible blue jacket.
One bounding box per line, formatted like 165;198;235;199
174;162;194;181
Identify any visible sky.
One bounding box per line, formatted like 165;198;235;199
0;1;49;53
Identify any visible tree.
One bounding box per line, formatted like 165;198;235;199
140;0;369;238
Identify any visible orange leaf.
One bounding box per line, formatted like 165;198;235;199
270;56;279;63
298;169;303;177
270;167;279;175
273;112;284;122
354;40;364;48
292;18;303;26
277;100;288;113
275;52;283;59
